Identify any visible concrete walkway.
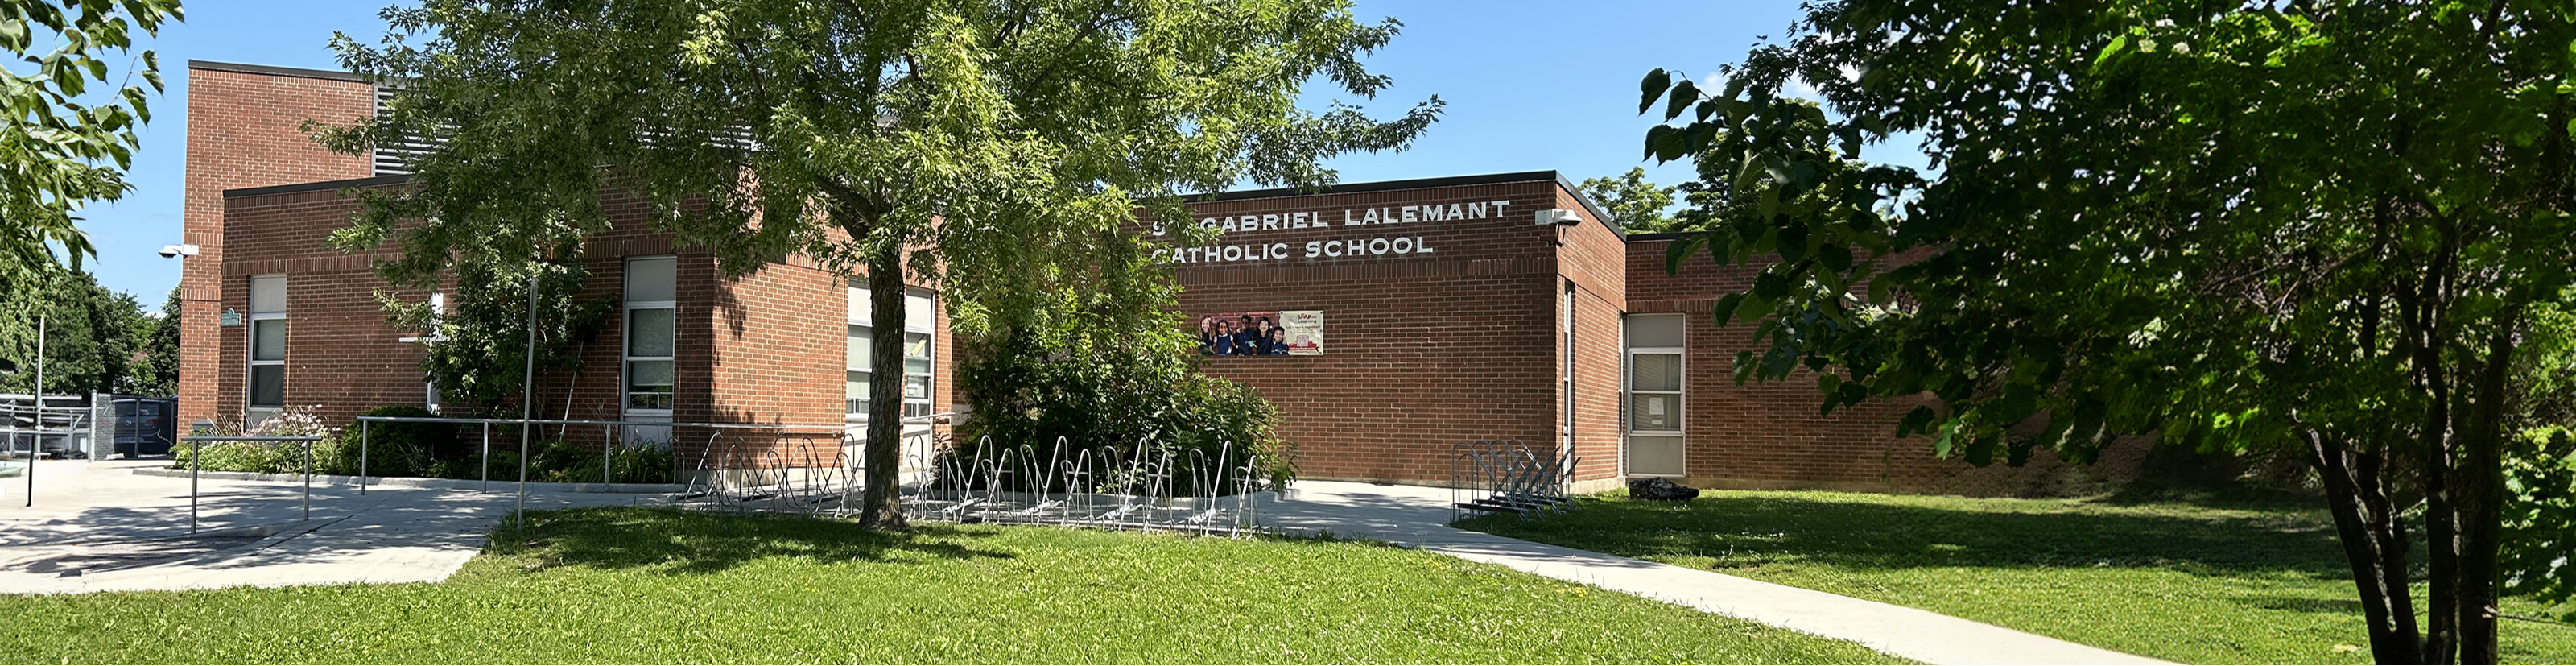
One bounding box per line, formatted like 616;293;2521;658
0;458;634;594
1269;481;2170;666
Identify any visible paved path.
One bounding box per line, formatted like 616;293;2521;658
1269;481;2171;666
0;458;634;594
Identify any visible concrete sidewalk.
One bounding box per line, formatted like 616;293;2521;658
0;458;635;594
1269;481;2170;666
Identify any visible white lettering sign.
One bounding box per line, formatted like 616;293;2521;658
1150;200;1510;266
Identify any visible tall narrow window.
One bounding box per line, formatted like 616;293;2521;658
845;287;935;420
624;257;678;414
247;275;287;418
1624;314;1686;477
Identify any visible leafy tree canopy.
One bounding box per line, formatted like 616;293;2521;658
1640;1;2574;662
314;0;1439;528
0;265;155;395
0;0;179;291
1578;167;1682;234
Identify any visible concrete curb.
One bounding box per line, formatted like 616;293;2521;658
128;467;683;494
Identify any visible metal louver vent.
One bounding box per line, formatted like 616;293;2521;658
371;86;440;176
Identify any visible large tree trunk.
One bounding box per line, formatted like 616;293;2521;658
857;242;909;531
2454;320;2519;664
2308;429;2423;664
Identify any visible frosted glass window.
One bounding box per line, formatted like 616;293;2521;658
906;292;935;331
249;275;287;313
1631;394;1680;432
251;320;286;362
625;257;677;302
1628;436;1686;477
846;325;873;370
627;308;674;357
626;360;674;410
1632;354;1681;392
1627;314;1684;349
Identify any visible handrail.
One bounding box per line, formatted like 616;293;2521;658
177;434;323;532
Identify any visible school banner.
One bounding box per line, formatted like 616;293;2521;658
1196;310;1322;356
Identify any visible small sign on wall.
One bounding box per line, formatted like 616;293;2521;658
219;308;242;326
1195;310;1323;356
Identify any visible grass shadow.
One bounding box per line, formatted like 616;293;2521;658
1459;492;2350;580
488;507;1018;575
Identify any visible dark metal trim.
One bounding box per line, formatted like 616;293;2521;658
224;175;411;199
189;60;370;83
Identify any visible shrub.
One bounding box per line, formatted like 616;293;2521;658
344;406;456;478
955;333;1292;497
175;404;336;474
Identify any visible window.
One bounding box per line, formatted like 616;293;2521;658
1624;314;1686;477
625;257;677;413
846;287;935;420
247;275;287;414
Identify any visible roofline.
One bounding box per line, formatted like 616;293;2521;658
225;175;410;199
190;60;370;83
217;168;1639;239
1187;170;1624;239
1622;230;1698;242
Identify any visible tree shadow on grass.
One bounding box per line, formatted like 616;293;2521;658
487;507;1017;575
1459;493;2351;581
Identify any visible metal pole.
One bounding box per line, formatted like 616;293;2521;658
603;428;613;485
302;439;312;522
519;271;537;530
480;421;490;493
190;436;200;534
359;420;369;495
27;315;40;507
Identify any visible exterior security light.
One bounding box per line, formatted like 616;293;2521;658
159;243;200;258
1535;209;1582;226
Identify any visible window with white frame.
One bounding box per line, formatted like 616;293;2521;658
846;287;935;420
246;275;287;416
624;257;677;413
1624;314;1686;477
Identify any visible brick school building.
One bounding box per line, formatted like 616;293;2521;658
179;60;2140;494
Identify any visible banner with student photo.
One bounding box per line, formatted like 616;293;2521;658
1195;310;1322;356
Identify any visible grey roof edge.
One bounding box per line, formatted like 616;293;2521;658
1184;170;1625;239
217;167;1642;242
189;60;371;83
1622;230;1699;242
224;175;411;199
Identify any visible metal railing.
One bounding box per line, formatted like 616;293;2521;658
176;435;321;534
3;401;90;507
352;415;854;528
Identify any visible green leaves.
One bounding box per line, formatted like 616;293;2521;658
1639;68;1672;114
0;0;179;291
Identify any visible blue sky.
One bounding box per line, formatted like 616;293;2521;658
86;0;1897;308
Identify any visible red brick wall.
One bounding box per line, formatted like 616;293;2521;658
1170;180;1578;486
1625;238;2145;496
180;64;378;426
1555;187;1629;484
215;181;956;469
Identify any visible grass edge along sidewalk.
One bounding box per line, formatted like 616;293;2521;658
1459;488;2576;665
0;506;1907;664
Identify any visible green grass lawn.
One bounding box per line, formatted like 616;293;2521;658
0;507;1901;664
1458;486;2576;665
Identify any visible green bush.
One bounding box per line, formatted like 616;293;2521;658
178;405;673;485
345;406;455;478
955;331;1292;497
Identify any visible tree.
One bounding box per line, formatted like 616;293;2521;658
1578;167;1682;234
315;0;1439;529
130;284;179;396
1638;2;2574;663
0;266;151;395
0;0;180;291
